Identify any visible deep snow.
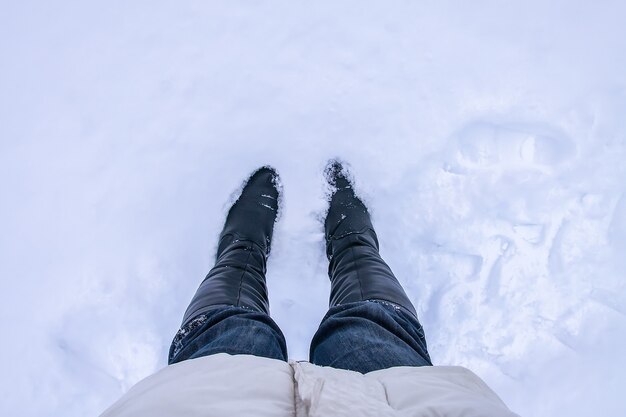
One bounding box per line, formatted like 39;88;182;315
1;1;625;416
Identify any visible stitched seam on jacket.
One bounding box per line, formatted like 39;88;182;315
382;382;394;409
290;363;299;417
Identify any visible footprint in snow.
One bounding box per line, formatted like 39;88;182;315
453;121;575;169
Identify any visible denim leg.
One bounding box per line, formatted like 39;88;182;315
309;300;432;374
169;306;288;365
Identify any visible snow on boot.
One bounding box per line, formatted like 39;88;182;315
323;159;417;317
218;166;280;256
324;159;374;259
181;166;280;324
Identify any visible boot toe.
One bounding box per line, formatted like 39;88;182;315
219;166;281;256
241;167;279;203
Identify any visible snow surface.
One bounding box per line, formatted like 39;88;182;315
1;1;626;416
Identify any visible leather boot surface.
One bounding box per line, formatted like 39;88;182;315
324;160;417;317
219;167;280;255
182;167;280;324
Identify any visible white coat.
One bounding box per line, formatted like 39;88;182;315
101;353;520;417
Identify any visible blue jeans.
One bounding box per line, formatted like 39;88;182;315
169;300;432;373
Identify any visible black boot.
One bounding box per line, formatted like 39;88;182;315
324;160;417;317
181;166;280;325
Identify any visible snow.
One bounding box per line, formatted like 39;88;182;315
1;1;625;416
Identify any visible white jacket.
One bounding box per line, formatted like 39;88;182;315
101;353;519;417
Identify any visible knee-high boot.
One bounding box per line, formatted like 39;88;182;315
181;167;280;325
324;161;417;317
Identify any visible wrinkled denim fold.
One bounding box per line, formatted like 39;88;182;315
169;300;431;373
169;306;288;364
309;300;431;373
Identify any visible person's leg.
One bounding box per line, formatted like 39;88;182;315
169;167;287;365
169;305;287;364
310;301;430;373
309;161;432;373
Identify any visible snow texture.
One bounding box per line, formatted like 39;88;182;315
1;1;625;416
